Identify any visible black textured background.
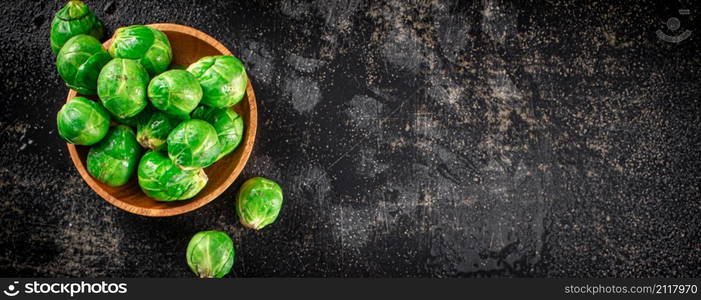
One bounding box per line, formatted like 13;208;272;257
1;0;700;277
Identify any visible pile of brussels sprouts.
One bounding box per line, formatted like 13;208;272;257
53;2;248;200
51;1;283;278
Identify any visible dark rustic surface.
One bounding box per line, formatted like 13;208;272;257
1;0;700;277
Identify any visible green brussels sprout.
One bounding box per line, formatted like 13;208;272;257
187;56;247;108
236;177;283;230
148;70;202;117
137;151;208;201
97;58;149;118
108;25;172;76
137;110;182;152
50;0;104;54
167;120;221;170
87;125;141;186
56;35;111;95
56;96;110;145
192;106;244;161
186;231;235;278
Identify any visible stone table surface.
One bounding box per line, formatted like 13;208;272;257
0;0;699;277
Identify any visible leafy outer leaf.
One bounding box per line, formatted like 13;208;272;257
97;58;149;118
108;25;172;76
236;177;284;230
137;151;208;201
86;125;141;186
56;96;110;145
186;231;235;278
148;70;202;117
191;106;244;161
186;56;247;108
166;120;221;170
56;35;111;95
50;0;104;54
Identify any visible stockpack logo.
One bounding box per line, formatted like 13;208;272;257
3;280;127;297
3;281;19;297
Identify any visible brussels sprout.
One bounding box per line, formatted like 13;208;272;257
186;231;234;278
97;58;149;118
137;110;182;152
87;125;141;186
167;120;221;170
236;177;283;230
56;96;110;145
108;25;172;76
187;56;247;108
137;151;208;201
192;106;244;161
56;35;111;95
148;70;202;117
50;0;104;54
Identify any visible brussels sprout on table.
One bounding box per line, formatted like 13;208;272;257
167;120;221;170
50;0;104;54
57;96;110;145
108;25;172;76
186;231;234;278
187;55;247;108
87;125;141;187
192;106;244;161
137;151;208;201
148;70;202;117
56;35;111;95
97;58;149;119
137;110;182;152
236;177;283;230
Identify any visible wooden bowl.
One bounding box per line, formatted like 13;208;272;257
66;23;257;217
